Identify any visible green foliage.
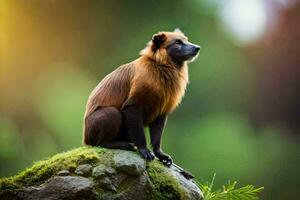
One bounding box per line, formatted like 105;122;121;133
199;174;263;200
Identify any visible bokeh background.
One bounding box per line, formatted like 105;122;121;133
0;0;299;199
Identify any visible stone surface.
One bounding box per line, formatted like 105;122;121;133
22;176;94;200
75;164;93;177
98;177;117;191
0;146;203;200
113;150;146;176
168;165;203;200
92;164;116;179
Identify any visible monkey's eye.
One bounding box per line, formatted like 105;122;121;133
175;39;183;45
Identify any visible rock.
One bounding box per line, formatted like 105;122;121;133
113;150;146;175
57;169;70;176
98;177;117;191
21;176;94;200
75;164;93;177
168;165;203;200
0;146;203;200
92;164;116;179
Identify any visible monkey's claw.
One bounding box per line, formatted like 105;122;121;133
155;151;173;167
139;148;155;161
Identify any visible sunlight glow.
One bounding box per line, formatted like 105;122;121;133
219;0;267;44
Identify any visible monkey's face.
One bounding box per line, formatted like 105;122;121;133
166;37;200;65
151;29;200;67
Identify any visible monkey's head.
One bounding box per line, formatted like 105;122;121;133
140;28;200;67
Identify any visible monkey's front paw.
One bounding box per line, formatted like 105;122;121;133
138;148;155;161
154;151;173;167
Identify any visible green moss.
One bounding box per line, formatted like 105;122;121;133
0;146;112;191
147;161;189;200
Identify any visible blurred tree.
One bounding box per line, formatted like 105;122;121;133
249;2;300;134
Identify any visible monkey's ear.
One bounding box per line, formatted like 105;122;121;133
152;33;167;51
174;28;184;35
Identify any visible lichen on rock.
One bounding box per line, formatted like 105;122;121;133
0;146;203;200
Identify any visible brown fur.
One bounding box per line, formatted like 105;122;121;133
128;57;188;125
84;31;188;123
83;30;192;147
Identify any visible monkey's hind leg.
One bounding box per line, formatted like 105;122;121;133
84;107;134;151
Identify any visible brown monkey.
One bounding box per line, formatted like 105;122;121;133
83;28;200;166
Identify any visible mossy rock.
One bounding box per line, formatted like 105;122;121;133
0;146;202;200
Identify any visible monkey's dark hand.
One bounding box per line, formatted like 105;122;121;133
154;151;172;166
138;148;155;161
